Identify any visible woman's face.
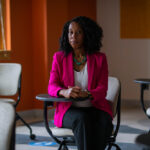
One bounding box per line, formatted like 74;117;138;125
68;22;84;50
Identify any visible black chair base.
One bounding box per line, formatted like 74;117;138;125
136;133;150;150
16;113;36;140
58;142;69;150
57;141;121;150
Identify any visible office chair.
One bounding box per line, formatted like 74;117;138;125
105;76;121;150
0;63;36;140
0;102;15;150
39;76;121;150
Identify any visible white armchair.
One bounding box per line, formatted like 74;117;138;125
0;63;35;140
0;102;15;150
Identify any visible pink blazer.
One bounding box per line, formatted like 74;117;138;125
48;51;112;127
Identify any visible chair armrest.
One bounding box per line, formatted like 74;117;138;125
36;94;71;102
36;94;87;102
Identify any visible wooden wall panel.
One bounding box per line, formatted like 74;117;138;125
120;0;150;38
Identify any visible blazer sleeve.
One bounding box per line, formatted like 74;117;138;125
89;54;108;106
48;53;63;97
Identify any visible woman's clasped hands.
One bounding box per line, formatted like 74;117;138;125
59;86;89;99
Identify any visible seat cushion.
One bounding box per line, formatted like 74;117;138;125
51;127;74;137
0;98;16;104
51;126;114;138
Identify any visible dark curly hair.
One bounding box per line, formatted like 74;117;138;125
59;16;103;55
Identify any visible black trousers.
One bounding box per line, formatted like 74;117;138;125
62;106;113;150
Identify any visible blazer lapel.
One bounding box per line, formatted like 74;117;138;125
65;52;74;86
87;54;95;90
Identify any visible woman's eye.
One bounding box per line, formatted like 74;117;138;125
77;31;81;34
69;31;73;35
68;30;82;36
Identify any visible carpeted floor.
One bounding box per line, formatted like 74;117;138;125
16;120;148;150
15;107;150;150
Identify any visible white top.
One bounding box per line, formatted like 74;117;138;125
72;63;92;107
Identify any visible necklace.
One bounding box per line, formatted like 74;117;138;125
73;55;87;65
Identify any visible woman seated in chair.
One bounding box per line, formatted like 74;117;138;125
48;16;113;150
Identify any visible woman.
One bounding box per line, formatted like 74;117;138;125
48;16;113;150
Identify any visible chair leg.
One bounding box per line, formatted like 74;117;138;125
58;141;69;150
16;113;36;140
107;145;112;150
9;120;16;150
63;144;69;150
58;142;64;150
112;143;121;150
107;143;121;150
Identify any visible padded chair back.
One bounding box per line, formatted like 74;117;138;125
0;63;21;96
106;76;120;117
0;102;15;150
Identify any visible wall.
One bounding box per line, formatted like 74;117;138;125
7;0;34;111
46;0;96;72
97;0;150;101
32;0;48;109
0;0;96;111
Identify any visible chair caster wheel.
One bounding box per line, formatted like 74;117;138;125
30;134;36;140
